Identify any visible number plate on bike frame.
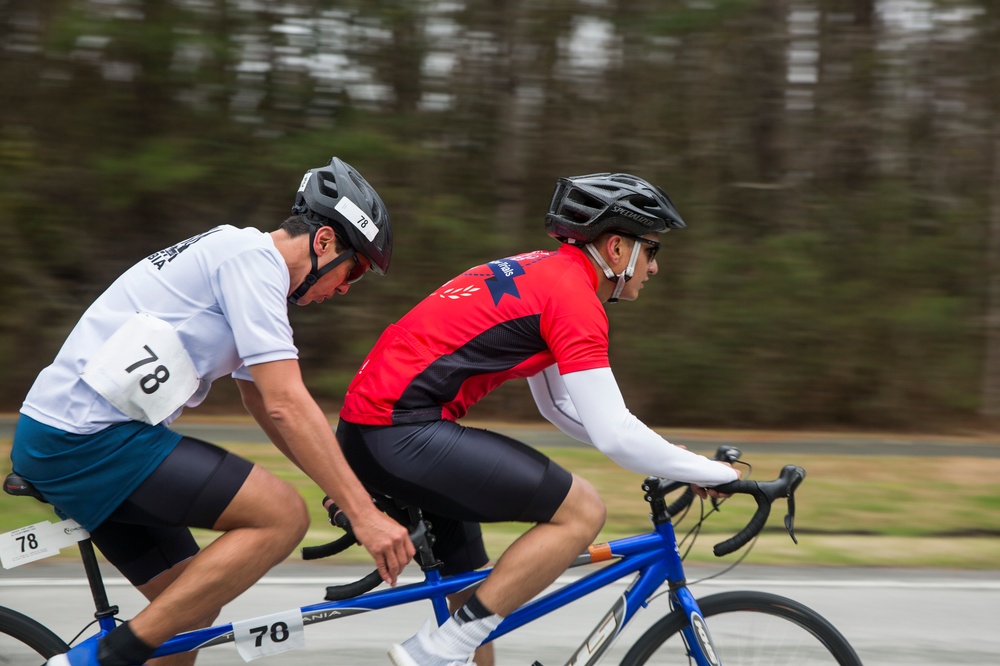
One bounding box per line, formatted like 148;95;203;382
0;519;90;569
232;609;305;661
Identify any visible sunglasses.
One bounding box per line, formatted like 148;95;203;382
620;233;660;262
345;251;370;284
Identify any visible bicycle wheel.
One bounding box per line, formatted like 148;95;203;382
619;590;862;666
0;605;70;664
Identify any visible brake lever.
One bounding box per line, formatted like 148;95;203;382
784;491;798;544
780;465;806;545
711;446;742;511
717;445;742;464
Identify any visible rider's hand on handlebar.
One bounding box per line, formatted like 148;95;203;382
675;444;742;500
691;463;742;500
350;510;416;587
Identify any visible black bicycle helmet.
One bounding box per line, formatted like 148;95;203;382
544;172;685;244
291;157;392;275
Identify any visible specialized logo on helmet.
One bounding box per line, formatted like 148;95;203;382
610;205;655;227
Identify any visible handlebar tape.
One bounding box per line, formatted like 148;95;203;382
710;479;771;556
665;486;696;517
711;465;805;556
324;569;383;601
301;533;357;561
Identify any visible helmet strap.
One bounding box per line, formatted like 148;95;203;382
584;238;642;304
288;221;356;304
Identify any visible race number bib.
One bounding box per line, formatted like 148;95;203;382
81;313;200;425
1;519;90;569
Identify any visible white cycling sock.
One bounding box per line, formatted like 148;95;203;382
428;613;503;659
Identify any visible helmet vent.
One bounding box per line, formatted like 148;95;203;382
608;175;642;188
318;173;339;199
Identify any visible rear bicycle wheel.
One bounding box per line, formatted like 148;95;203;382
620;590;862;665
0;605;69;664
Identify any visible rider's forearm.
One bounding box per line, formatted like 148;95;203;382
245;361;379;519
561;368;738;486
267;398;376;517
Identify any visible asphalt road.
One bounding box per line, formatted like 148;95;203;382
2;562;998;665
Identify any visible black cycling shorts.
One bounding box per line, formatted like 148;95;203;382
337;419;573;575
88;436;253;586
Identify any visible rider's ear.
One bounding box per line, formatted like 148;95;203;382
315;226;337;255
607;235;626;265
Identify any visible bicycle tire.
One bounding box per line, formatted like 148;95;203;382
619;590;862;666
0;605;70;663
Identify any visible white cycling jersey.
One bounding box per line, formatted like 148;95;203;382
21;225;296;433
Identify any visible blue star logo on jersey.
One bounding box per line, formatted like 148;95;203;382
485;259;525;305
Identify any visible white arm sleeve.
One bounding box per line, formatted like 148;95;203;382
560;367;738;486
528;366;594;445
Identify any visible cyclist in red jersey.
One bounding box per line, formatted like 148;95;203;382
337;172;740;666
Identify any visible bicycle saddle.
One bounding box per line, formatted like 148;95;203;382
3;472;47;502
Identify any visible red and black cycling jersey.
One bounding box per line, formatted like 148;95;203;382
340;244;610;425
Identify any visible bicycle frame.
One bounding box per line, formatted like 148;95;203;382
3;452;838;666
139;517;718;666
5;459;820;666
10;462;805;666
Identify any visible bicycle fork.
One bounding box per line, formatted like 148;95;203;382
671;584;721;666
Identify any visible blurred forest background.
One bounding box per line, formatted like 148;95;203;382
1;0;999;431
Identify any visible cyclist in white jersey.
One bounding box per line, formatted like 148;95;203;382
10;157;415;666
